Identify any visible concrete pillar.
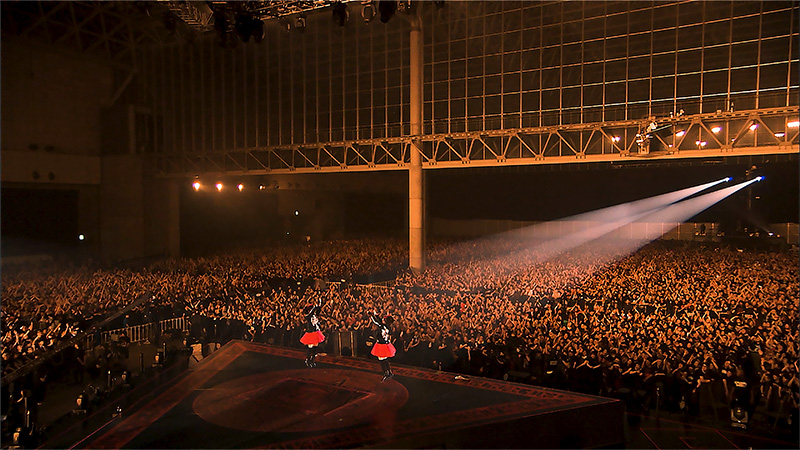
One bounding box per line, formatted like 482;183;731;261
408;15;425;274
166;180;181;258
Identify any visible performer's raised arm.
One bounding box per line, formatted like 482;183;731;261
369;312;382;327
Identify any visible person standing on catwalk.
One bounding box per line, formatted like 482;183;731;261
300;298;325;367
370;311;397;382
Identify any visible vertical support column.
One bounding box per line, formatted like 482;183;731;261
166;180;181;258
127;104;137;154
409;15;425;274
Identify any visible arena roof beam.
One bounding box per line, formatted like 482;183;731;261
149;107;799;177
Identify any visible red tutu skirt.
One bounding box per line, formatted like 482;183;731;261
300;331;325;345
371;343;396;358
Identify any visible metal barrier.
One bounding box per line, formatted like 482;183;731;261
84;316;190;349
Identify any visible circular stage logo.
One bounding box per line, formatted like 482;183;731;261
193;368;409;433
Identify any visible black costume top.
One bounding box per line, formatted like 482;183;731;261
305;305;321;333
370;314;392;344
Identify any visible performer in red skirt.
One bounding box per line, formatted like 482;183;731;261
300;298;325;367
370;311;396;382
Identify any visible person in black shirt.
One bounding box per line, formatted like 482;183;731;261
299;298;325;367
370;311;396;382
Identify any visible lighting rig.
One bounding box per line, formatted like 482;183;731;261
160;1;422;44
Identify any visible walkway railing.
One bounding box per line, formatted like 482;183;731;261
85;316;190;349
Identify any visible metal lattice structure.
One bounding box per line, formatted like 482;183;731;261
0;1;341;64
0;1;171;66
150;106;798;175
125;0;799;179
3;1;798;177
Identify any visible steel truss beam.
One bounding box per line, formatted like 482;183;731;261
151;107;799;177
2;1;181;66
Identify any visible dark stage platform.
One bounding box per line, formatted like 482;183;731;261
51;341;623;449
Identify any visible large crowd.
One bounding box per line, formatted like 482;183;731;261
2;237;798;433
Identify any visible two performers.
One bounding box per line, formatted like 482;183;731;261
298;299;396;382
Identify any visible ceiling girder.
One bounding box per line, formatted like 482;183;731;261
150;107;799;177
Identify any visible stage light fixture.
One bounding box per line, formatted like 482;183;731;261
362;2;376;23
611;136;621;142
163;11;179;34
216;182;223;191
379;0;396;23
675;130;685;137
755;176;764;181
78;234;85;241
259;184;266;190
774;132;786;138
277;17;292;32
295;210;300;216
235;14;254;42
725;177;732;182
295;16;307;31
237;183;244;191
788;120;799;128
192;181;201;191
711;126;721;133
214;11;228;45
332;2;349;26
749;123;758;131
252;19;264;43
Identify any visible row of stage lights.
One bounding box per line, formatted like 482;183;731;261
608;120;798;146
192;181;280;192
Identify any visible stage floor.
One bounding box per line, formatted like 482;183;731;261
55;341;624;449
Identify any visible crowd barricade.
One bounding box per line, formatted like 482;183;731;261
330;330;359;357
83;316;190;350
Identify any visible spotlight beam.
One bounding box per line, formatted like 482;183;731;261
571;177;761;273
506;177;730;248
447;177;732;280
635;177;760;233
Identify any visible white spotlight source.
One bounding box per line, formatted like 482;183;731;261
755;176;764;181
192;181;201;191
237;183;244;191
724;177;732;182
675;130;686;137
215;182;223;192
611;136;621;143
749;123;759;131
711;126;721;133
294;210;299;216
787;121;799;128
774;132;786;138
78;234;85;241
